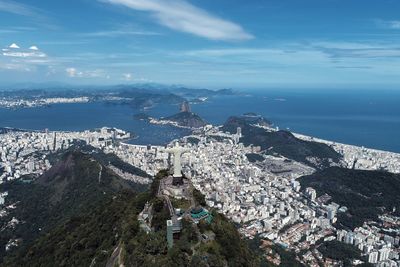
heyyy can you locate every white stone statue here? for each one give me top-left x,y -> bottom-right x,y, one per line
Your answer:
164,142 -> 190,177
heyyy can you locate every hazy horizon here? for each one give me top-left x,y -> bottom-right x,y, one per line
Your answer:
1,81 -> 400,92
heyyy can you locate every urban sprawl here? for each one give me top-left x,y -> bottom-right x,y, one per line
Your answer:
0,125 -> 399,266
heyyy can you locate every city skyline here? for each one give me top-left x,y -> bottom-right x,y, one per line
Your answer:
1,0 -> 400,88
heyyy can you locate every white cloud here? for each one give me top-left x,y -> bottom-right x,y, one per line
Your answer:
3,46 -> 46,58
84,69 -> 107,78
388,21 -> 400,29
175,41 -> 400,76
66,67 -> 77,77
102,0 -> 253,41
0,29 -> 18,34
0,0 -> 34,16
0,42 -> 51,73
65,67 -> 108,78
0,63 -> 32,72
181,41 -> 400,61
376,19 -> 400,30
9,43 -> 20,49
0,1 -> 54,29
3,51 -> 46,58
123,73 -> 132,80
310,41 -> 388,50
2,43 -> 46,58
309,41 -> 400,59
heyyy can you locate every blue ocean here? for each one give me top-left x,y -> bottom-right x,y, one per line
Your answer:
0,89 -> 399,153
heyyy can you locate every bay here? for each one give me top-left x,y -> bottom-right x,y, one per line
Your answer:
0,88 -> 399,152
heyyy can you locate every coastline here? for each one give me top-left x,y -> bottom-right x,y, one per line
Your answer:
243,123 -> 400,173
293,132 -> 400,173
148,117 -> 203,130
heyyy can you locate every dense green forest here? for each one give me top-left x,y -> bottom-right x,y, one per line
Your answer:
318,241 -> 373,267
222,115 -> 341,168
299,167 -> 400,229
0,151 -> 143,263
61,144 -> 151,179
246,153 -> 265,163
2,190 -> 142,267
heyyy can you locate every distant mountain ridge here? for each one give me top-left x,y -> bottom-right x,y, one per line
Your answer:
0,84 -> 235,110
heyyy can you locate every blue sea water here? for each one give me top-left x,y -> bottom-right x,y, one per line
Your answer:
0,89 -> 399,152
0,102 -> 190,146
191,89 -> 400,153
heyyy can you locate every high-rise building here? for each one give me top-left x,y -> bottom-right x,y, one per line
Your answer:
337,230 -> 347,242
327,207 -> 336,220
26,161 -> 35,172
291,180 -> 301,192
364,245 -> 373,254
306,187 -> 317,202
379,248 -> 391,262
394,237 -> 400,246
344,232 -> 355,245
384,235 -> 395,246
368,251 -> 379,264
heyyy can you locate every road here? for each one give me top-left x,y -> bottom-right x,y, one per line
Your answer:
105,243 -> 122,267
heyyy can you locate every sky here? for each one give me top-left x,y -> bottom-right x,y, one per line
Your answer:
1,0 -> 400,89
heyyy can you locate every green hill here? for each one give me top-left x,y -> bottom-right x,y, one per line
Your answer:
163,111 -> 207,128
0,150 -> 146,263
222,115 -> 342,168
299,167 -> 400,229
2,190 -> 145,267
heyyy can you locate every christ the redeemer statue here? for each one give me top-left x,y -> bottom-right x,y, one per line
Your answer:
164,142 -> 190,177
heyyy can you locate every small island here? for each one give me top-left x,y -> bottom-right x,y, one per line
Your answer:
149,101 -> 207,129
